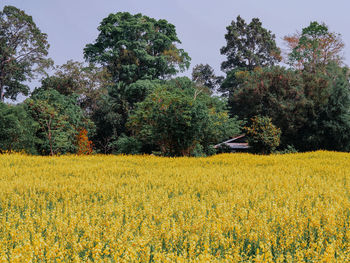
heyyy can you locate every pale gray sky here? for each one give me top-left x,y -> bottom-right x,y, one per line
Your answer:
2,0 -> 350,87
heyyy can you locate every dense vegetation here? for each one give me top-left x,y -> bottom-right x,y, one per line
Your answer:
1,5 -> 350,155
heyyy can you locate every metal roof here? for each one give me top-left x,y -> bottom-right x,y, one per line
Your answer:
214,134 -> 250,149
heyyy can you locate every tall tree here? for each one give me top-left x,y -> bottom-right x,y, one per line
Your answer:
0,5 -> 52,101
299,64 -> 350,151
284,22 -> 345,71
219,15 -> 281,98
84,12 -> 191,152
220,15 -> 281,72
84,12 -> 190,84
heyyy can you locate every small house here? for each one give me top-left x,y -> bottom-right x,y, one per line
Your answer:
214,134 -> 249,152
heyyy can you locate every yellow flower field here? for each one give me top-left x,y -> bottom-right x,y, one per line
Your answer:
0,151 -> 350,262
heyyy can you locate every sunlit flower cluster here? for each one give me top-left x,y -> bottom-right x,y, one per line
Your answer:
0,151 -> 349,262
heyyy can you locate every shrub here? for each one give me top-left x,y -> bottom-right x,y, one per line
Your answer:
115,135 -> 142,155
275,145 -> 298,154
76,129 -> 93,155
245,116 -> 281,154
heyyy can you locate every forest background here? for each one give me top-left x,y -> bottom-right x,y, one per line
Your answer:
1,1 -> 350,156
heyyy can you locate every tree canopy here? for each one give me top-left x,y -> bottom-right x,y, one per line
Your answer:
219,16 -> 281,99
84,12 -> 190,84
231,63 -> 350,151
191,64 -> 222,94
0,5 -> 52,101
128,77 -> 241,156
41,60 -> 112,115
285,21 -> 345,71
220,15 -> 281,72
0,102 -> 37,153
91,79 -> 161,153
26,88 -> 93,155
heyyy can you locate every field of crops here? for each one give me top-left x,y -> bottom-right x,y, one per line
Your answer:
0,152 -> 349,262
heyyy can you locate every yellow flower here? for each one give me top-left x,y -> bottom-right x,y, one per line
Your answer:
0,151 -> 349,261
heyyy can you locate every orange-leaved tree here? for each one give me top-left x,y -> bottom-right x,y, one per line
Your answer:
76,128 -> 93,155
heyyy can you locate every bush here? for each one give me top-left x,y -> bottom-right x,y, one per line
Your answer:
275,145 -> 298,154
115,135 -> 142,155
245,116 -> 281,154
76,129 -> 93,155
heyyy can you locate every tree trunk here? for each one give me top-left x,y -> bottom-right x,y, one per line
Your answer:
48,118 -> 54,156
0,82 -> 4,102
0,64 -> 5,102
49,132 -> 53,156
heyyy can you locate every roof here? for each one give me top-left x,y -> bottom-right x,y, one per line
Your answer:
214,134 -> 249,149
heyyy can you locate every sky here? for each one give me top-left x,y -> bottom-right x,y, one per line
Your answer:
1,0 -> 350,91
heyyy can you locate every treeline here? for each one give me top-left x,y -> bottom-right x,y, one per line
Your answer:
1,6 -> 350,156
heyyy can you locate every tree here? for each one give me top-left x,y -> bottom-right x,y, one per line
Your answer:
128,77 -> 242,156
231,66 -> 308,147
41,60 -> 112,115
230,64 -> 350,151
90,92 -> 123,154
219,15 -> 281,97
26,88 -> 93,155
284,22 -> 344,71
231,66 -> 312,148
91,79 -> 161,153
0,102 -> 37,153
191,64 -> 222,94
0,5 -> 52,101
220,15 -> 281,72
298,64 -> 350,151
84,12 -> 190,84
245,116 -> 281,154
84,12 -> 191,153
